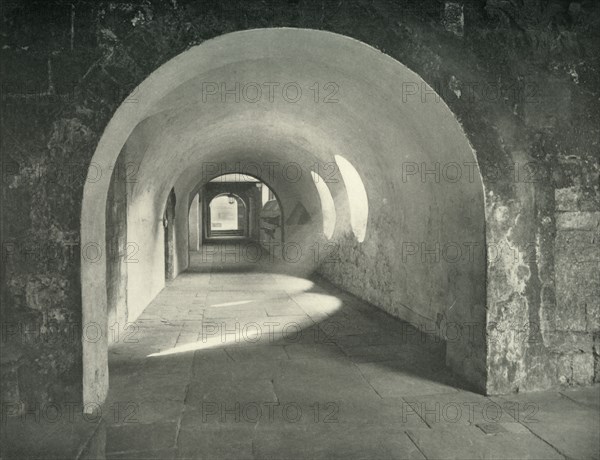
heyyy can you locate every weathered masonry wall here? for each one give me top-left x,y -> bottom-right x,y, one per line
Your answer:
1,0 -> 599,408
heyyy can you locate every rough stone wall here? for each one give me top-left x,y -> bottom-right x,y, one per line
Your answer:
471,1 -> 599,392
1,0 -> 599,407
553,193 -> 599,384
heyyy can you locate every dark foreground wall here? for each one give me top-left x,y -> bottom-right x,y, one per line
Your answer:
1,0 -> 599,408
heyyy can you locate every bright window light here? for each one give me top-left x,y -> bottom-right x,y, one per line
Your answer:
310,171 -> 336,239
334,155 -> 368,242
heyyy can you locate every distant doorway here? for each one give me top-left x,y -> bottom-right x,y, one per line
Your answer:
207,193 -> 248,238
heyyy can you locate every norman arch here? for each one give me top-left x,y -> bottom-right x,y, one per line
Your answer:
81,28 -> 486,406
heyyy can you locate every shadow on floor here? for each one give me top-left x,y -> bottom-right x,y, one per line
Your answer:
3,243 -> 599,459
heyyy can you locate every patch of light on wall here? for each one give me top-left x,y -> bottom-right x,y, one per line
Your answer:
262,183 -> 270,206
310,171 -> 336,239
334,155 -> 368,242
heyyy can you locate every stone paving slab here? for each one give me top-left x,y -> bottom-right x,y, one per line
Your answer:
185,378 -> 279,410
406,425 -> 564,459
492,391 -> 600,459
340,343 -> 438,364
331,398 -> 430,428
176,427 -> 255,459
101,399 -> 185,426
401,391 -> 520,427
264,301 -> 308,317
225,344 -> 289,362
560,385 -> 600,408
1,416 -> 101,460
288,292 -> 344,319
272,374 -> 382,406
357,360 -> 462,397
252,425 -> 426,460
106,372 -> 189,404
107,448 -> 177,460
105,422 -> 178,454
283,342 -> 348,360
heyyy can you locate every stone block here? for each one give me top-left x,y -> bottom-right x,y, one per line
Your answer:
556,212 -> 600,230
555,231 -> 600,331
555,185 -> 600,212
443,2 -> 464,37
557,353 -> 572,385
545,331 -> 593,354
572,352 -> 595,385
556,186 -> 582,212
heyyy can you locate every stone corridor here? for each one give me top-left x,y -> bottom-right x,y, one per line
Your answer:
3,6 -> 600,459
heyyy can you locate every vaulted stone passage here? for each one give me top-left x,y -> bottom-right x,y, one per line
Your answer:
81,28 -> 486,407
3,2 -> 600,457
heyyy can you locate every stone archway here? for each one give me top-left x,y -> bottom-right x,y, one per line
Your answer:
81,28 -> 486,407
206,192 -> 248,239
186,172 -> 287,247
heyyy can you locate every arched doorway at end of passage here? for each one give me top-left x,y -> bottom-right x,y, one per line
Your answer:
194,173 -> 285,246
206,193 -> 248,239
